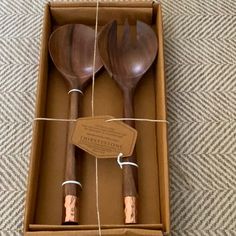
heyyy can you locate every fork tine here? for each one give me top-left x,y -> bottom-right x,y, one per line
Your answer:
121,19 -> 131,46
108,20 -> 119,75
97,20 -> 116,77
136,20 -> 158,64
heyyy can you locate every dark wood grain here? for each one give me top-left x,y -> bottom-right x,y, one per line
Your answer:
49,24 -> 102,224
98,20 -> 158,224
63,92 -> 80,196
49,24 -> 102,89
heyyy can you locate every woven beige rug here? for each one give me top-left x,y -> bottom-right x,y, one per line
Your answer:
0,0 -> 236,235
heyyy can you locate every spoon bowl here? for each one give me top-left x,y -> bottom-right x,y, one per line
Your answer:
49,24 -> 102,89
49,24 -> 102,224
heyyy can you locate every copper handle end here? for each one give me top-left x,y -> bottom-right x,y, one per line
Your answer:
64,195 -> 79,224
124,196 -> 137,224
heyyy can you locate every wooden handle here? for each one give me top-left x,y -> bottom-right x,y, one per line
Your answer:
123,88 -> 138,224
63,91 -> 81,224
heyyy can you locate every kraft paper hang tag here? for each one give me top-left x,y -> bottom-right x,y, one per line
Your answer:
71,116 -> 137,158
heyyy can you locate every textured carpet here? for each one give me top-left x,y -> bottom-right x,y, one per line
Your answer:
0,0 -> 236,235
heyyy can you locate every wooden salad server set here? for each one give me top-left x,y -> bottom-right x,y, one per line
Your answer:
48,20 -> 157,224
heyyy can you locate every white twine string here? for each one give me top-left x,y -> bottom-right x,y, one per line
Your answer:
62,180 -> 82,189
34,118 -> 77,122
92,0 -> 101,235
117,153 -> 138,169
68,89 -> 84,95
34,117 -> 168,123
34,117 -> 76,122
95,157 -> 101,236
106,118 -> 168,123
34,89 -> 84,122
91,0 -> 99,118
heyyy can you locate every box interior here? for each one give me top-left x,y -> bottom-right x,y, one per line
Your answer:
25,3 -> 168,234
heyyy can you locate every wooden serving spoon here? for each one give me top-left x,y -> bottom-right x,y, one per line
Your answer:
98,20 -> 158,224
49,24 -> 102,224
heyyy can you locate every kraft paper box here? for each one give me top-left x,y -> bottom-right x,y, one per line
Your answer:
24,2 -> 170,236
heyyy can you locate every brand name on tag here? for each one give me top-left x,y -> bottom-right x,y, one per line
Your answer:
71,116 -> 137,158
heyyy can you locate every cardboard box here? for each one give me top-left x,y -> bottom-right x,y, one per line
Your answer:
24,2 -> 170,235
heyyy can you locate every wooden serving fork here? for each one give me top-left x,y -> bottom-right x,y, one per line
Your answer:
98,20 -> 158,223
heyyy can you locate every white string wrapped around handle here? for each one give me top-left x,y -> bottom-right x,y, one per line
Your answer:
62,180 -> 82,189
68,89 -> 84,95
117,153 -> 139,169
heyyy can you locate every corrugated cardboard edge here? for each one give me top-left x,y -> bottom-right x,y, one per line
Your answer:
28,223 -> 163,231
155,3 -> 170,234
23,4 -> 51,233
26,228 -> 163,236
49,1 -> 153,8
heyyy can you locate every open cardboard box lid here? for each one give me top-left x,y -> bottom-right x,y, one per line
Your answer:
24,2 -> 170,236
